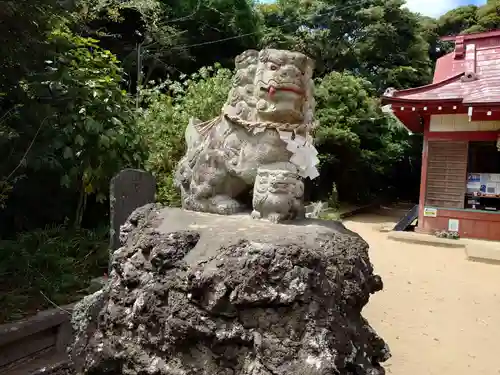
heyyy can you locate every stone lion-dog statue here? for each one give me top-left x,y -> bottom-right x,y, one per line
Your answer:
174,49 -> 319,221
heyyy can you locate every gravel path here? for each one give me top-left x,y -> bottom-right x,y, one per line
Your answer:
344,215 -> 500,375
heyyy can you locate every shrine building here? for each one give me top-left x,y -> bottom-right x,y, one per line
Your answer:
382,30 -> 500,241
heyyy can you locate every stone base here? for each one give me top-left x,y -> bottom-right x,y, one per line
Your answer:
69,205 -> 390,375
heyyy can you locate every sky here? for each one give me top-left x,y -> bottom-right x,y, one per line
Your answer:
259,0 -> 487,18
405,0 -> 486,18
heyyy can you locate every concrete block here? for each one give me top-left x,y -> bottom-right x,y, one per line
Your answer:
465,241 -> 500,265
387,231 -> 465,248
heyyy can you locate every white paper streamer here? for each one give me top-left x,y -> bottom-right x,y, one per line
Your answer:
278,130 -> 320,180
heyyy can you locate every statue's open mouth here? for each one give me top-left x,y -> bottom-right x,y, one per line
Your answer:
260,84 -> 304,97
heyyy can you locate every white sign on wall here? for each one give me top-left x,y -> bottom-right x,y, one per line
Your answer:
448,219 -> 459,232
423,207 -> 438,217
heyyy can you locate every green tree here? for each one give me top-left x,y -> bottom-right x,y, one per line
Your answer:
0,1 -> 122,322
0,0 -> 69,230
435,1 -> 500,37
37,28 -> 147,226
259,0 -> 433,91
74,0 -> 185,87
468,0 -> 500,33
0,0 -> 63,96
166,0 -> 261,71
418,16 -> 450,65
0,225 -> 109,322
0,26 -> 145,231
74,0 -> 261,85
314,72 -> 411,202
436,5 -> 479,36
137,65 -> 233,205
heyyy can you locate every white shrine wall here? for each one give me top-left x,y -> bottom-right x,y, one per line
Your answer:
429,114 -> 500,132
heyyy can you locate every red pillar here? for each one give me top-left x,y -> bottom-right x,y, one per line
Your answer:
417,118 -> 430,232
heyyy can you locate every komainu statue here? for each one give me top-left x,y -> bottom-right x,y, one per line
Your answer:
174,49 -> 319,217
251,162 -> 305,223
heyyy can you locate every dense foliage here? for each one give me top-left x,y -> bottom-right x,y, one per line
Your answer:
313,72 -> 415,202
1,0 -> 497,321
136,65 -> 233,205
0,225 -> 108,322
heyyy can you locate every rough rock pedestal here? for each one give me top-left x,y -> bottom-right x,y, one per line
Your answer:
69,204 -> 390,375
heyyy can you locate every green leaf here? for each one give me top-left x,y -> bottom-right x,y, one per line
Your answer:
111,117 -> 122,126
60,175 -> 71,188
99,134 -> 110,148
75,134 -> 85,146
85,118 -> 103,133
63,147 -> 73,159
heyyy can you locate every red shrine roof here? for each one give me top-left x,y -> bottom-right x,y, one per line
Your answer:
382,30 -> 500,106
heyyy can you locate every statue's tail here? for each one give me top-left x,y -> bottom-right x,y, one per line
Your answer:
185,118 -> 203,152
185,116 -> 221,150
175,117 -> 217,190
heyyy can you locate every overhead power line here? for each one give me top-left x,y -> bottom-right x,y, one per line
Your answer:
160,0 -> 202,25
170,0 -> 372,51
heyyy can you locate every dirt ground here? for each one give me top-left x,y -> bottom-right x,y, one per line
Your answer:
343,214 -> 500,375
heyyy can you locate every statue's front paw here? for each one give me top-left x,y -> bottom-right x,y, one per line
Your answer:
211,195 -> 244,215
251,210 -> 262,220
267,212 -> 284,224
